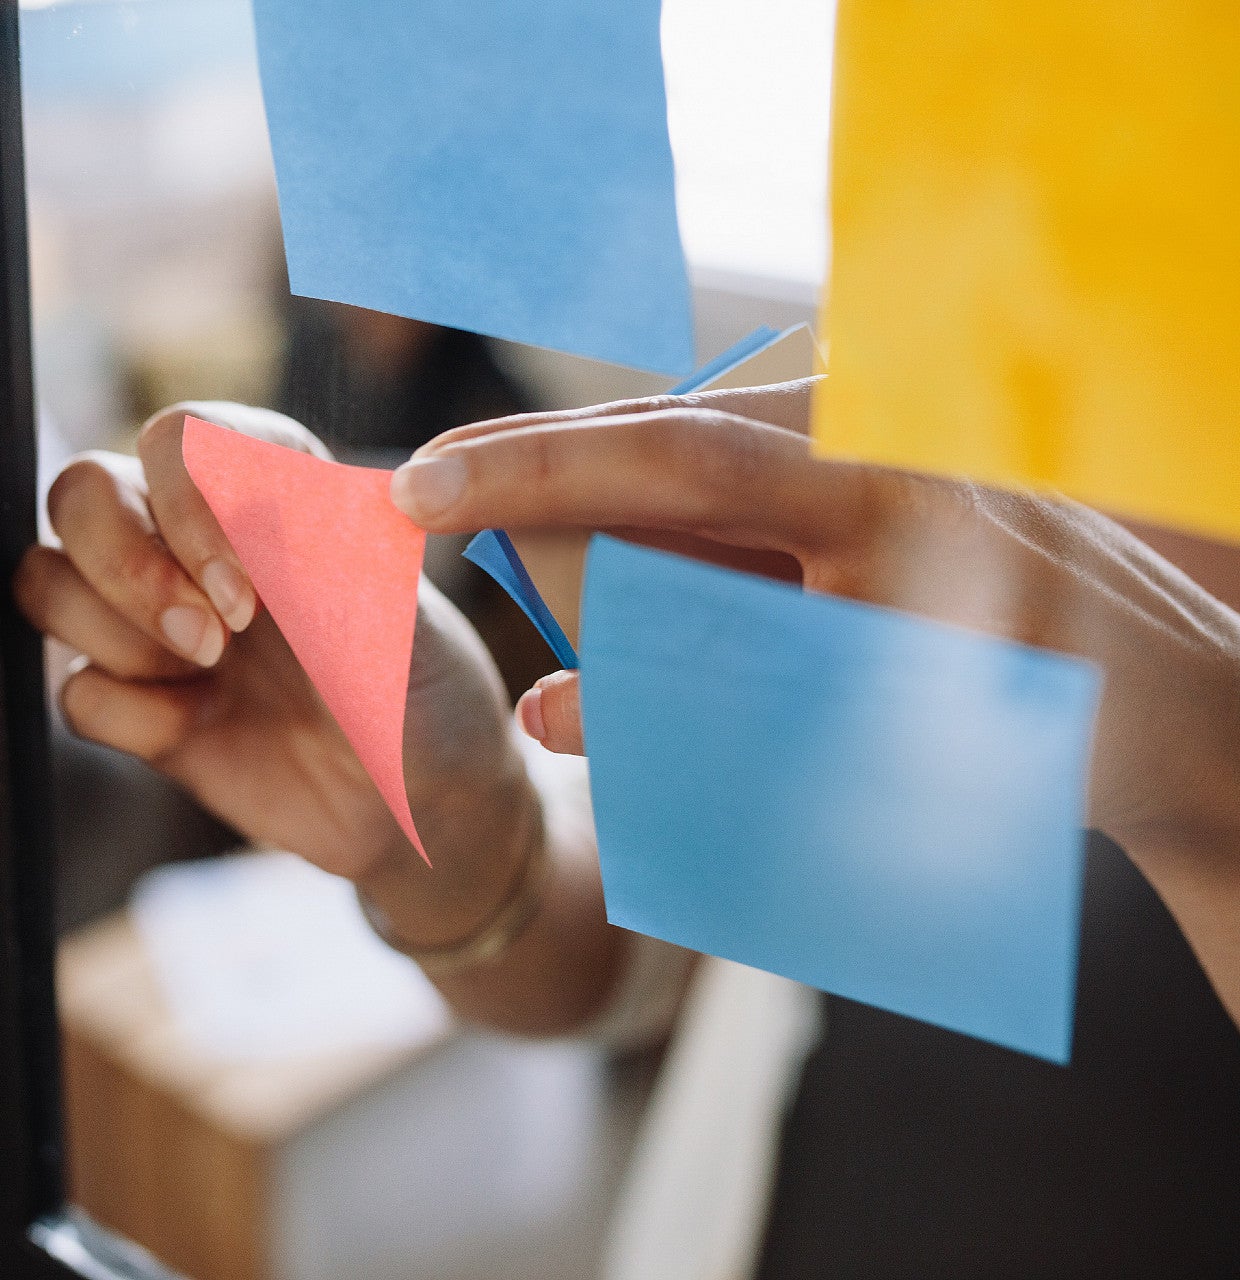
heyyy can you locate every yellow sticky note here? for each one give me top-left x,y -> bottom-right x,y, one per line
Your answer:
815,2 -> 1240,542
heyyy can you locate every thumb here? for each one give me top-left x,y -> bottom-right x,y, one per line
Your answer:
517,670 -> 584,756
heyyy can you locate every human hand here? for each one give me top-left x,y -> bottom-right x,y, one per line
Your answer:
391,386 -> 1240,1023
15,403 -> 538,949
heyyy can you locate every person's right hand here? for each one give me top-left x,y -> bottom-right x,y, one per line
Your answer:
392,390 -> 1240,1028
391,386 -> 1240,850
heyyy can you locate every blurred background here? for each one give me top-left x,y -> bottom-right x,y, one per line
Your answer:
18,1 -> 831,1277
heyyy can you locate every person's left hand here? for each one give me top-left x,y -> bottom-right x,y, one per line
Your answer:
15,403 -> 539,953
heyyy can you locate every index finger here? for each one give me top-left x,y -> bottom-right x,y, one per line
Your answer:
389,408 -> 868,557
413,378 -> 820,455
137,402 -> 327,632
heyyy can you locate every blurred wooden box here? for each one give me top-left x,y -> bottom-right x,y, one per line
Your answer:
57,912 -> 640,1280
58,912 -> 435,1280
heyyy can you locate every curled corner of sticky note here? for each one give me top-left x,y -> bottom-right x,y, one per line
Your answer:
464,529 -> 579,670
182,414 -> 430,864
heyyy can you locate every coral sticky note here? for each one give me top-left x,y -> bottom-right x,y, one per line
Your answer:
183,417 -> 427,860
816,2 -> 1240,543
581,536 -> 1100,1063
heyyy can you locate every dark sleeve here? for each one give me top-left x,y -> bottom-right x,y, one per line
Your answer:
756,832 -> 1240,1280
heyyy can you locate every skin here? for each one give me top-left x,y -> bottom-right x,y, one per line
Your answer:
393,380 -> 1240,1032
15,402 -> 617,1034
16,384 -> 1240,1035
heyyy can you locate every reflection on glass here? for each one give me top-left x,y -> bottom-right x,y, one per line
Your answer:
19,4 -> 644,1277
14,3 -> 1240,1280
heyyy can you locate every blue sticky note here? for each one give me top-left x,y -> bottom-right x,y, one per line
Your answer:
580,536 -> 1100,1063
666,325 -> 782,395
250,0 -> 694,375
464,530 -> 579,670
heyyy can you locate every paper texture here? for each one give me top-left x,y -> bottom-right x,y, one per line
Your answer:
183,416 -> 427,859
250,0 -> 693,374
580,536 -> 1099,1063
816,1 -> 1240,542
463,529 -> 579,669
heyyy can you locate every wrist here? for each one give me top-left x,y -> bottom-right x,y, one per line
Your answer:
354,764 -> 545,953
358,819 -> 548,975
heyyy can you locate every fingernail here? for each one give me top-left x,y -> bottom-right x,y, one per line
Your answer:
391,455 -> 467,521
160,605 -> 225,667
516,686 -> 546,742
202,558 -> 256,632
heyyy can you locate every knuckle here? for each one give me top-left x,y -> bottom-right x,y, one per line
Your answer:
539,672 -> 581,741
61,671 -> 194,764
137,405 -> 189,459
524,432 -> 558,491
164,401 -> 329,461
580,392 -> 681,420
46,456 -> 116,532
541,684 -> 570,732
110,536 -> 182,609
12,545 -> 53,623
637,393 -> 699,417
145,695 -> 198,768
260,410 -> 331,459
59,671 -> 105,741
655,409 -> 754,498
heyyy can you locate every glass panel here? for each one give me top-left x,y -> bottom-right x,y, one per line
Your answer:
16,4 -> 828,1277
14,2 -> 1240,1278
19,3 -> 608,1275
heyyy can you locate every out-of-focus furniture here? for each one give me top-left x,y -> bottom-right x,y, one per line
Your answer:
58,912 -> 652,1280
600,959 -> 819,1280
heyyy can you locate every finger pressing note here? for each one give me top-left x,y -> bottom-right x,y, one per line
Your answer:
137,404 -> 264,633
390,409 -> 860,556
517,670 -> 584,756
46,454 -> 227,667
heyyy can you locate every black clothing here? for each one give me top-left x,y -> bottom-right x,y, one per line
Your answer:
756,833 -> 1240,1279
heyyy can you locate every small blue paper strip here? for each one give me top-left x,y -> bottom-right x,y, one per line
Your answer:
464,530 -> 579,671
580,536 -> 1100,1064
462,326 -> 791,666
251,0 -> 694,375
666,326 -> 782,395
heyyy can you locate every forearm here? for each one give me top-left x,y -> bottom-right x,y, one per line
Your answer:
1093,522 -> 1240,1031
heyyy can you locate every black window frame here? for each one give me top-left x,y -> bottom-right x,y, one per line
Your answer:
0,3 -> 180,1274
